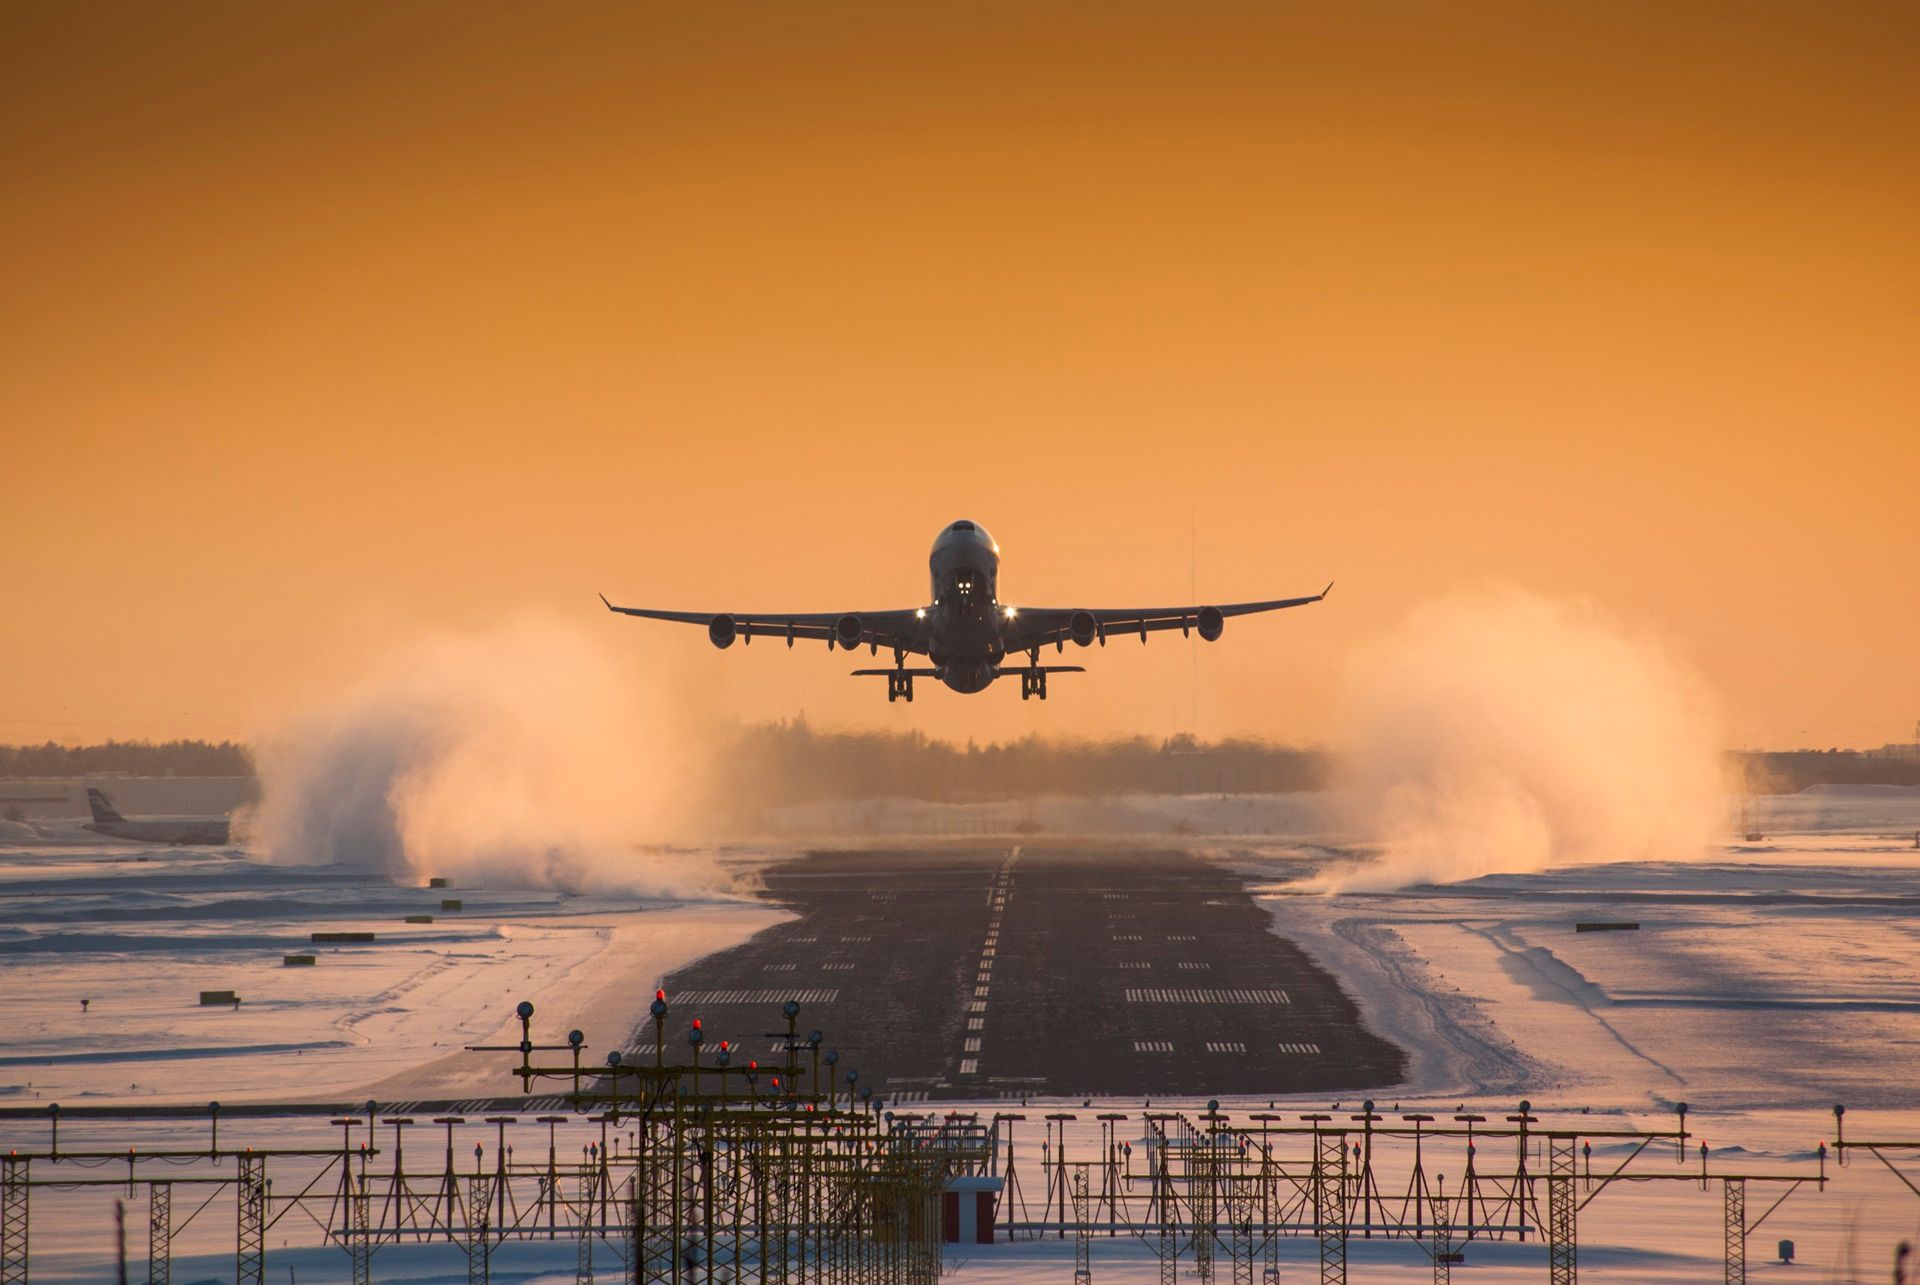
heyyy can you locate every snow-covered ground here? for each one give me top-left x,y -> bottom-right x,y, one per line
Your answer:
0,840 -> 783,1106
8,787 -> 1920,1278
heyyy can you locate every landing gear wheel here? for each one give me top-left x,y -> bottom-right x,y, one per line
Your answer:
888,671 -> 914,703
1020,670 -> 1048,701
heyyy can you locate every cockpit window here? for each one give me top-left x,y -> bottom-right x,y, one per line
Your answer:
950,520 -> 975,532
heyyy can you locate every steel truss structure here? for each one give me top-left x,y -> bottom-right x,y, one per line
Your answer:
0,998 -> 970,1285
0,1005 -> 1833,1285
993,1098 -> 1825,1285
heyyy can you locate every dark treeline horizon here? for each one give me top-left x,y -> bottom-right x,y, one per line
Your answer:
0,727 -> 1330,798
709,720 -> 1329,803
0,738 -> 254,778
4,730 -> 1917,798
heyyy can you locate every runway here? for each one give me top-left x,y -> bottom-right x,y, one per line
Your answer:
643,846 -> 1405,1103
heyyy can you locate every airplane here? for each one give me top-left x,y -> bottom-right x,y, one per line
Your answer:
83,787 -> 231,845
601,519 -> 1330,702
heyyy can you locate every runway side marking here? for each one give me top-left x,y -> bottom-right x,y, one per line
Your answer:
1168,934 -> 1197,941
674,988 -> 842,1004
823,963 -> 854,970
841,935 -> 873,942
1114,934 -> 1142,941
1205,1042 -> 1247,1054
1278,1042 -> 1322,1055
1133,1041 -> 1173,1053
763,963 -> 797,971
1177,962 -> 1211,970
1120,962 -> 1151,970
1123,988 -> 1291,1004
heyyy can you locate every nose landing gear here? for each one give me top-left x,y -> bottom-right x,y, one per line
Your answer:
887,671 -> 914,703
1020,669 -> 1048,701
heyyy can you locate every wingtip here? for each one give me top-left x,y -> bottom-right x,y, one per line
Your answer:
598,592 -> 614,611
1321,580 -> 1335,599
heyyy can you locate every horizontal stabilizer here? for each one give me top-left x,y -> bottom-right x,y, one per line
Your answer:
850,668 -> 942,677
999,666 -> 1087,674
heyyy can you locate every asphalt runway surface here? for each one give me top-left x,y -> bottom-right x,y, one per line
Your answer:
642,846 -> 1404,1104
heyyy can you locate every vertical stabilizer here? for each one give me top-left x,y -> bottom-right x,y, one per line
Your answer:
86,787 -> 125,824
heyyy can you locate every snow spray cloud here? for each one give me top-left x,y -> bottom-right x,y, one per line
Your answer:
1315,588 -> 1725,892
249,617 -> 741,897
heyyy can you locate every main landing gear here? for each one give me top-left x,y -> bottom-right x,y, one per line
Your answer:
1020,669 -> 1048,701
887,671 -> 914,703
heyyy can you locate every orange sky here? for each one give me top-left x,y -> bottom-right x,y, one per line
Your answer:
3,1 -> 1916,750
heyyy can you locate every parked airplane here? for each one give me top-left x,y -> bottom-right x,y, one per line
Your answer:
601,519 -> 1329,702
84,787 -> 231,845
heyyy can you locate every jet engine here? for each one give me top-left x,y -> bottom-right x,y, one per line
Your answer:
1068,610 -> 1098,647
708,614 -> 738,649
834,614 -> 864,650
1196,606 -> 1224,642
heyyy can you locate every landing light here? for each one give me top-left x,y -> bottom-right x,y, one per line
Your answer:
915,608 -> 926,619
1004,606 -> 1018,618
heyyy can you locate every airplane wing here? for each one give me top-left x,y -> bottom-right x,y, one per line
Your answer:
599,596 -> 932,655
1001,583 -> 1332,653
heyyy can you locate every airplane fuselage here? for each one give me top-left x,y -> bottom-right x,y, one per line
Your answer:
924,520 -> 1006,692
83,819 -> 230,845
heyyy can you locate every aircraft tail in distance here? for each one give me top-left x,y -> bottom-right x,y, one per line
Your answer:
86,787 -> 126,824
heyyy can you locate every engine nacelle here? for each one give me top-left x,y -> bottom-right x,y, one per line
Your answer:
1068,610 -> 1098,647
708,614 -> 738,649
834,613 -> 864,651
1196,606 -> 1224,642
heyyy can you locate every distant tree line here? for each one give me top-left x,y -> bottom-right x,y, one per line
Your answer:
0,739 -> 256,778
8,733 -> 1917,798
1732,749 -> 1920,793
711,719 -> 1330,804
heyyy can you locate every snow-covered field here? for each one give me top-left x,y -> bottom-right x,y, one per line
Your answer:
0,838 -> 783,1107
6,786 -> 1920,1279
